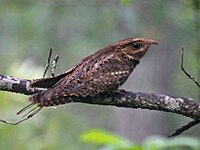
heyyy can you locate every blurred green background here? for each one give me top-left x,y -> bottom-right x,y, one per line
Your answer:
0,0 -> 199,149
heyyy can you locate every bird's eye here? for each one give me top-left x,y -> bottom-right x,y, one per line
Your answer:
132,42 -> 143,49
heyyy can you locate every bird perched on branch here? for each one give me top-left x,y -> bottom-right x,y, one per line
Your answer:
0,37 -> 157,125
30,37 -> 157,107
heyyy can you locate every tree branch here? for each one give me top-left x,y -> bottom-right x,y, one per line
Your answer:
0,74 -> 44,95
0,74 -> 199,120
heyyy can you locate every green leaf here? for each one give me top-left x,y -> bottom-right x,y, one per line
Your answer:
119,0 -> 133,6
168,137 -> 200,149
143,136 -> 200,150
142,136 -> 167,150
80,129 -> 141,150
80,129 -> 126,145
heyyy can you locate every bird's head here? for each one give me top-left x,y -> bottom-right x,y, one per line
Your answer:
114,37 -> 157,60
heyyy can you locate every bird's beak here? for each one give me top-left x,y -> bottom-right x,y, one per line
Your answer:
148,39 -> 158,45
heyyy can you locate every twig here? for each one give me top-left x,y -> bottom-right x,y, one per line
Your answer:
168,119 -> 200,137
51,55 -> 59,77
43,48 -> 52,78
168,48 -> 200,137
0,106 -> 42,125
181,48 -> 200,88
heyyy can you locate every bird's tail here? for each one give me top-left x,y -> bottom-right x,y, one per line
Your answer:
29,89 -> 71,107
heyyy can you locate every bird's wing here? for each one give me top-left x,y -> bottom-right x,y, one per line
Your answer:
30,66 -> 76,88
55,56 -> 133,97
30,49 -> 100,89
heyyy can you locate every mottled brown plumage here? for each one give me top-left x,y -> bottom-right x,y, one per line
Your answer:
30,37 -> 157,107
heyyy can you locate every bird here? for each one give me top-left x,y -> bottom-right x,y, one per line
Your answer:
29,37 -> 157,107
0,37 -> 157,125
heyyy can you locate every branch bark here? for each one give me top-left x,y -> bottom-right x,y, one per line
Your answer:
0,74 -> 199,120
